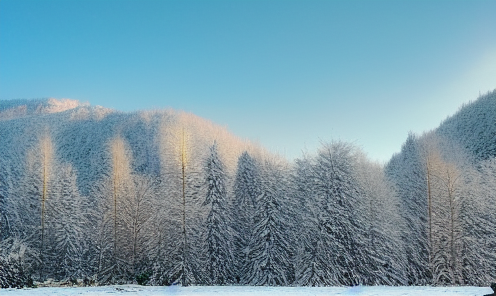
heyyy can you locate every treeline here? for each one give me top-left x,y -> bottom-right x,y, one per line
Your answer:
0,91 -> 495,288
385,90 -> 496,286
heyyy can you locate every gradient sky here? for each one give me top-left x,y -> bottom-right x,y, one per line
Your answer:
1,0 -> 495,163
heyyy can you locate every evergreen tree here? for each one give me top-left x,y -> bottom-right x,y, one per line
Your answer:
385,134 -> 430,285
129,174 -> 158,281
12,131 -> 57,280
312,142 -> 366,285
46,164 -> 87,281
293,155 -> 331,286
459,158 -> 496,285
232,151 -> 260,283
203,142 -> 234,284
242,158 -> 293,286
355,156 -> 407,285
1,96 -> 494,286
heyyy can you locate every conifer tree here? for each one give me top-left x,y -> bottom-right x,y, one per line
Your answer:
153,119 -> 199,286
355,156 -> 407,285
242,158 -> 293,286
95,134 -> 135,283
17,130 -> 56,280
232,151 -> 260,283
312,142 -> 366,285
293,155 -> 330,286
39,132 -> 54,279
385,134 -> 430,285
129,174 -> 157,278
46,164 -> 87,280
203,142 -> 234,284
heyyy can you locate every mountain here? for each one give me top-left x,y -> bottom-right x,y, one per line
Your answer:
0,98 -> 87,121
0,98 -> 264,195
0,98 -> 274,286
1,92 -> 494,288
436,90 -> 496,161
385,89 -> 496,286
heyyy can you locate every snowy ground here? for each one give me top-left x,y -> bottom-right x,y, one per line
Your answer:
1,285 -> 493,296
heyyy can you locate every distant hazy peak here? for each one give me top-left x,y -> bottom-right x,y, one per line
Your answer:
39,98 -> 83,113
0,98 -> 86,120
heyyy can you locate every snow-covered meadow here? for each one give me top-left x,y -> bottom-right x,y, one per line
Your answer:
1,285 -> 493,296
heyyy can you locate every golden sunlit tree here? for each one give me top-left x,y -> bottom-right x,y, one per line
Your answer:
95,134 -> 135,283
25,130 -> 55,279
163,122 -> 190,286
155,112 -> 209,286
420,132 -> 441,283
39,132 -> 53,274
420,133 -> 466,285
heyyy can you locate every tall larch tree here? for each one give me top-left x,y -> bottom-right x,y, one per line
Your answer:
95,134 -> 135,283
154,116 -> 198,286
21,130 -> 55,280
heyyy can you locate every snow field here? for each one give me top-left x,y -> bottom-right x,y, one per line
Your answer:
1,285 -> 493,296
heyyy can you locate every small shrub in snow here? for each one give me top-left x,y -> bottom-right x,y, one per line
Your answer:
0,255 -> 30,288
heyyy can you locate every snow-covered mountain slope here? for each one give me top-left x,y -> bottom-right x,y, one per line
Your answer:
0,98 -> 87,121
1,93 -> 494,288
436,90 -> 496,161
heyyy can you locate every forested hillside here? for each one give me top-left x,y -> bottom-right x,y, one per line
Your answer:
385,90 -> 496,285
1,91 -> 495,288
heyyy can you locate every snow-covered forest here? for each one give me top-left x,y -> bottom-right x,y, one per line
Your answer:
1,91 -> 495,288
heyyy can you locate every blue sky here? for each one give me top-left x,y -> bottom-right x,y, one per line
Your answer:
1,0 -> 495,163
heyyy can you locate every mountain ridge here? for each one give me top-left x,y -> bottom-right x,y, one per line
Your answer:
0,91 -> 494,287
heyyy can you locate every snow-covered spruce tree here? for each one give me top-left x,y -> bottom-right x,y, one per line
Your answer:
4,173 -> 38,281
232,151 -> 261,284
0,158 -> 18,243
129,174 -> 159,280
474,158 -> 496,283
0,117 -> 32,245
44,164 -> 88,281
293,155 -> 331,286
0,239 -> 30,288
202,142 -> 234,285
385,133 -> 430,285
419,132 -> 441,284
0,155 -> 9,242
311,142 -> 367,285
354,155 -> 408,285
242,157 -> 294,286
459,157 -> 496,285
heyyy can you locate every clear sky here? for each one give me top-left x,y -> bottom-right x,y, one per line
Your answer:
1,0 -> 495,163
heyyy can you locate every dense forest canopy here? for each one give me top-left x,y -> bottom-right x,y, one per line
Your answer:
1,90 -> 495,288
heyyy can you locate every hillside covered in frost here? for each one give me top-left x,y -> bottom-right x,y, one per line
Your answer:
0,91 -> 495,288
